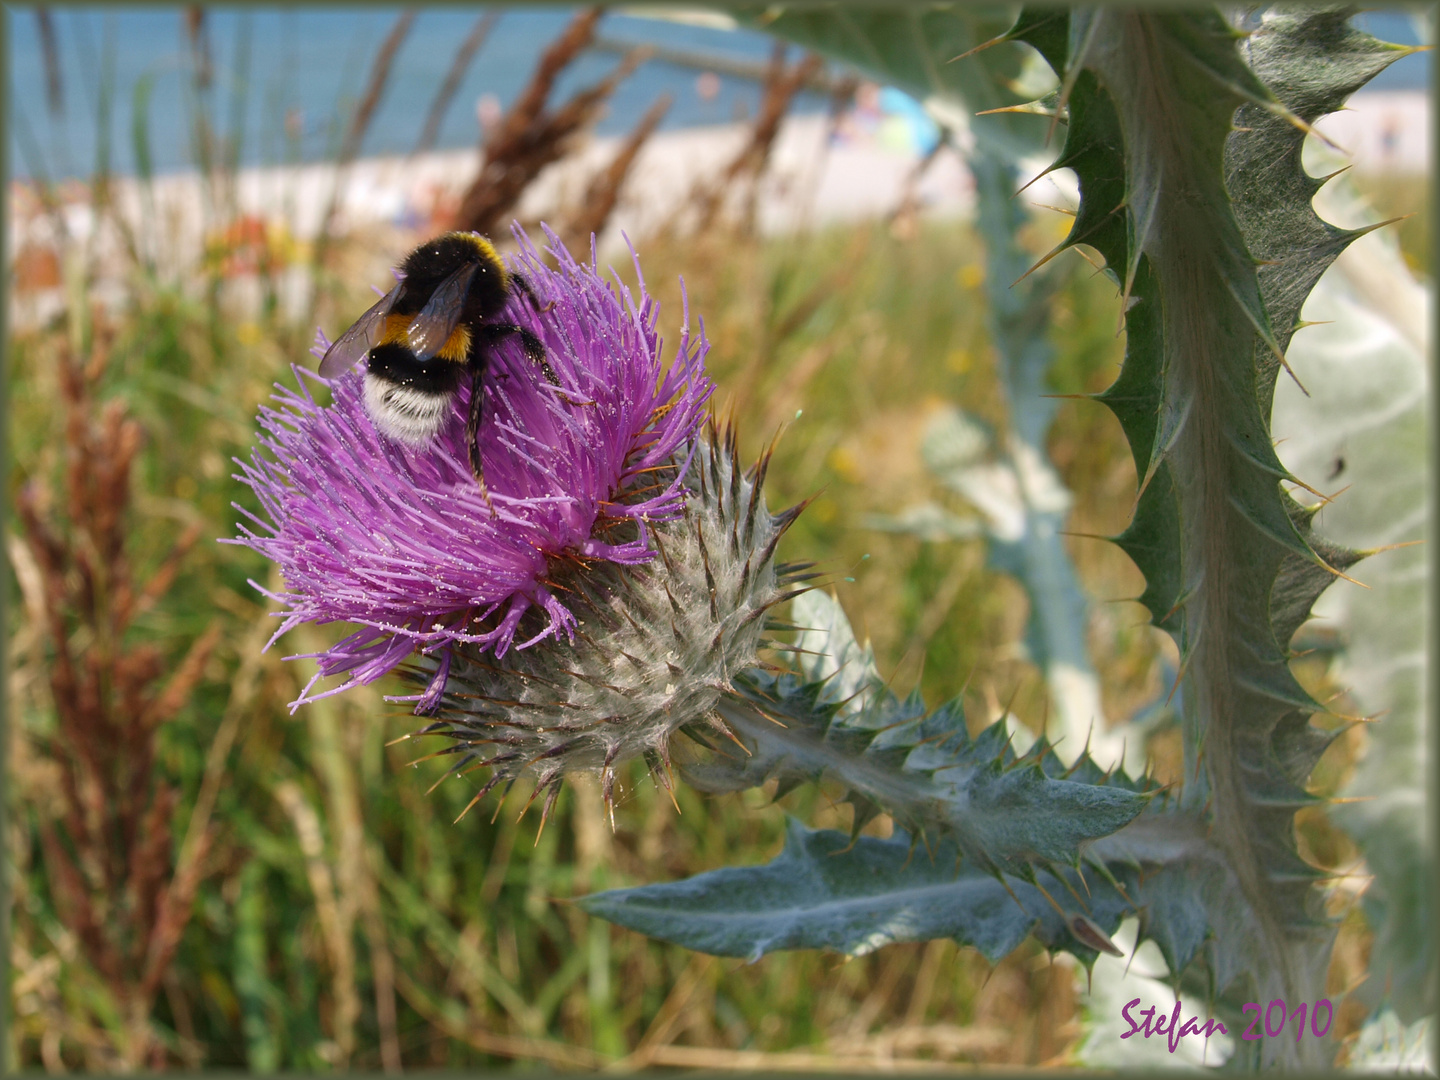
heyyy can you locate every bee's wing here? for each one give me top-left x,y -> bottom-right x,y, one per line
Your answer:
318,282 -> 402,377
405,262 -> 479,361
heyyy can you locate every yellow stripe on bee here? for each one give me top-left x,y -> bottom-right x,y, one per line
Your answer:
377,313 -> 412,347
375,313 -> 471,362
436,324 -> 472,362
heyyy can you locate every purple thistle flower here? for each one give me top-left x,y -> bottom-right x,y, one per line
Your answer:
230,226 -> 713,709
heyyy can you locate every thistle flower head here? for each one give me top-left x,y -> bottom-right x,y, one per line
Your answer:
232,227 -> 713,707
408,429 -> 808,824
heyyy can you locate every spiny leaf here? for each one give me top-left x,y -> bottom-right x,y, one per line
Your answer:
686,593 -> 1152,876
1000,7 -> 1405,1066
581,818 -> 1136,967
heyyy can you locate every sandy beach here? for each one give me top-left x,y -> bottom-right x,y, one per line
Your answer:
7,90 -> 1428,332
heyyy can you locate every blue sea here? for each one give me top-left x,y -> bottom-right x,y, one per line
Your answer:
7,6 -> 1430,182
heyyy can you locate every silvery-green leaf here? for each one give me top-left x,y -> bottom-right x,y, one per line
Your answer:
582,818 -> 1132,965
693,662 -> 1151,876
681,591 -> 1150,873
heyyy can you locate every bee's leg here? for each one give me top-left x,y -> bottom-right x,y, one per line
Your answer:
509,271 -> 556,314
519,327 -> 561,387
479,322 -> 560,386
463,365 -> 496,514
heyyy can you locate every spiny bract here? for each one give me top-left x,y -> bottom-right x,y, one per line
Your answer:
400,429 -> 811,826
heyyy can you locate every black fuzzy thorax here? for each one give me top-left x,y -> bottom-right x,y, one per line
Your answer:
368,234 -> 511,392
393,233 -> 510,324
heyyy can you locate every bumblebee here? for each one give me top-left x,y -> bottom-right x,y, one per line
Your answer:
319,232 -> 557,492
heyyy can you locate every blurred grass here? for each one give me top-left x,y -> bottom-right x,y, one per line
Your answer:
8,151 -> 1424,1075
